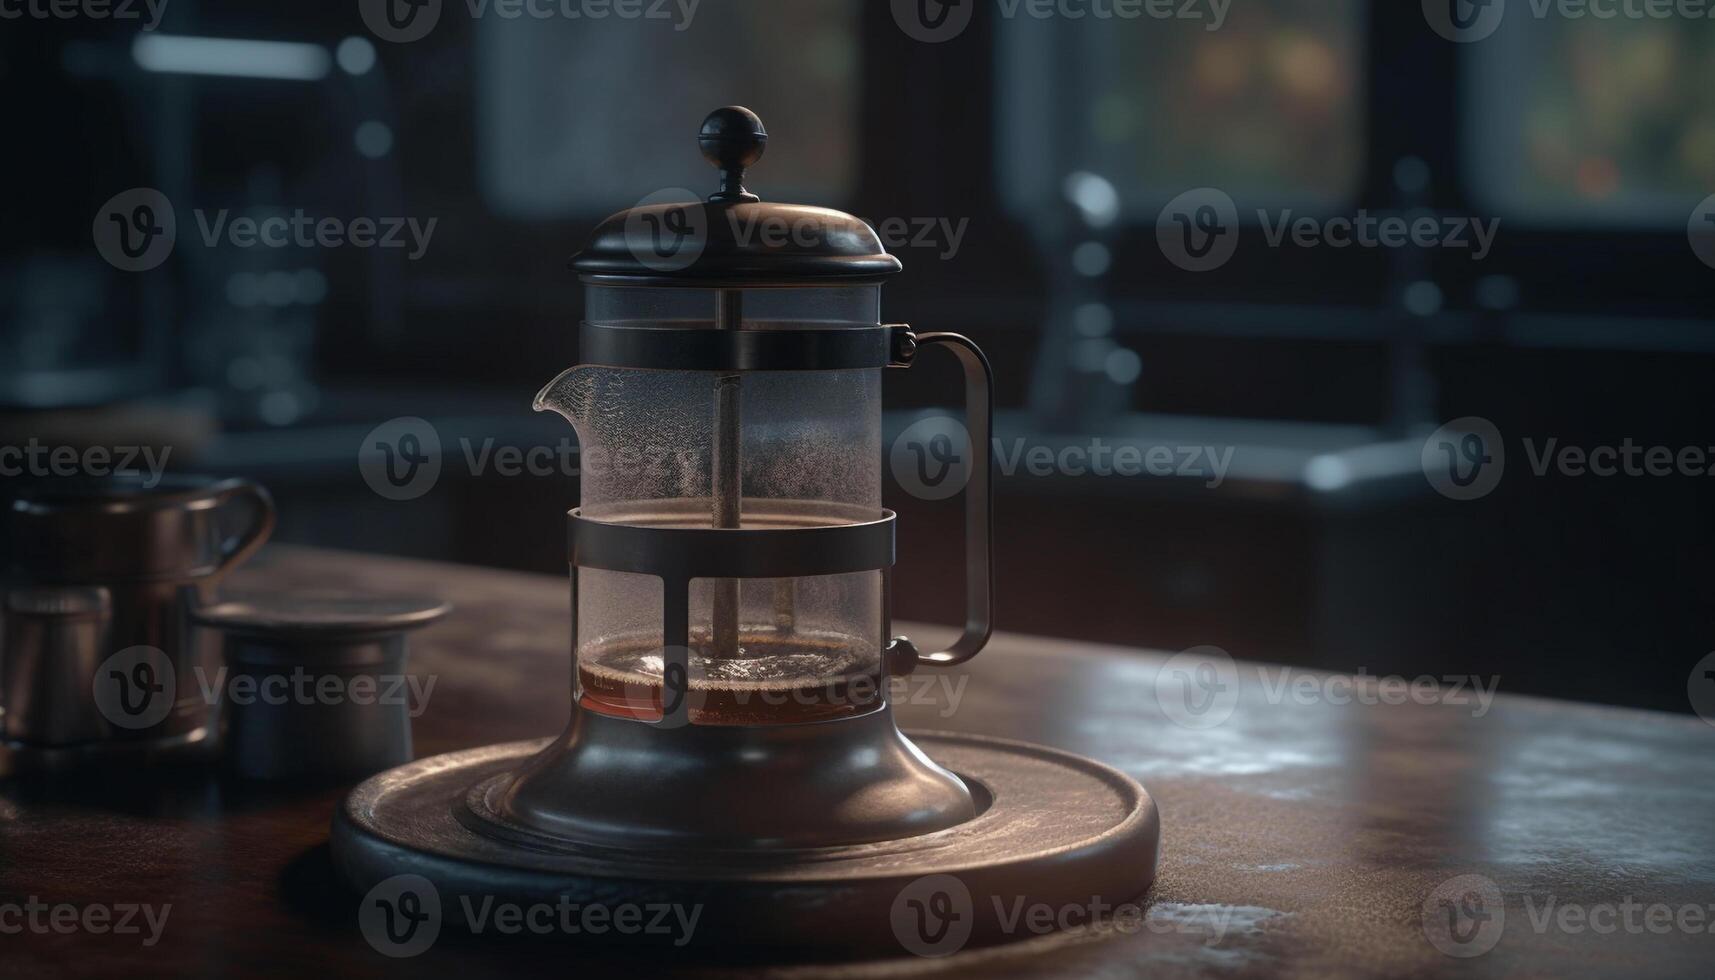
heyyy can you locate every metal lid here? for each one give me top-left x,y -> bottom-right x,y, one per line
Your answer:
193,593 -> 451,641
570,107 -> 902,286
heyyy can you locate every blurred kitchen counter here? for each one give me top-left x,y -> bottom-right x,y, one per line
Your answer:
2,546 -> 1712,977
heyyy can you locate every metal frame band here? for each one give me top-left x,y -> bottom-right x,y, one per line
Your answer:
578,321 -> 912,372
567,503 -> 896,727
569,506 -> 896,579
576,273 -> 900,290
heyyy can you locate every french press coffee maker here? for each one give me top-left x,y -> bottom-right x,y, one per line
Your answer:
335,109 -> 1157,950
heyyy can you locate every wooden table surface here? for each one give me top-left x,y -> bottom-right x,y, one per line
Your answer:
3,546 -> 1713,978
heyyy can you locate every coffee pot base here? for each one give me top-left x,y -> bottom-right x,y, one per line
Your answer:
331,729 -> 1160,954
473,705 -> 977,851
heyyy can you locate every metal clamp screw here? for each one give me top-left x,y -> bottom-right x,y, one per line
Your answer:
887,325 -> 918,367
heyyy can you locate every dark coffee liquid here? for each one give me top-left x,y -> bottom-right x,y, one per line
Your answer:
577,632 -> 883,726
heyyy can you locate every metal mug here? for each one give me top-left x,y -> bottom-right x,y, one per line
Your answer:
0,475 -> 275,768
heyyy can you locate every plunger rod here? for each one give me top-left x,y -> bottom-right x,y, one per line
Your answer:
712,290 -> 743,658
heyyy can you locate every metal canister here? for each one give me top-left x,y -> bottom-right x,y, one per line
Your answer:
191,593 -> 449,782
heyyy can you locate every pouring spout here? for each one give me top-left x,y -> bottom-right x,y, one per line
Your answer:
533,366 -> 585,425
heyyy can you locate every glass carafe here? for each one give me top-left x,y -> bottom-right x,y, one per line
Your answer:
537,285 -> 888,726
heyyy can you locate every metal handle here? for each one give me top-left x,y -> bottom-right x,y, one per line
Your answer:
887,330 -> 994,670
208,480 -> 276,574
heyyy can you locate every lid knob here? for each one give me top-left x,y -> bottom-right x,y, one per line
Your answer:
699,106 -> 767,203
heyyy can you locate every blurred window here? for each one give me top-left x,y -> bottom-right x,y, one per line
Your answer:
1465,16 -> 1715,224
476,0 -> 859,219
997,0 -> 1365,216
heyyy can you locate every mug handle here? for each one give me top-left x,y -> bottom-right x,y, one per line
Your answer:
208,480 -> 277,575
885,328 -> 995,671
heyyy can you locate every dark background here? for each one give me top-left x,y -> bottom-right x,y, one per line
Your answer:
3,0 -> 1713,712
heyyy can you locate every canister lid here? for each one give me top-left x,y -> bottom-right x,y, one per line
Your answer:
570,107 -> 903,286
193,593 -> 451,641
